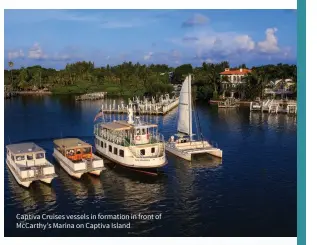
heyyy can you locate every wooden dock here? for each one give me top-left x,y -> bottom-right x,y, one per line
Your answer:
4,92 -> 18,99
218,98 -> 239,108
250,99 -> 297,114
101,94 -> 179,115
75,92 -> 106,101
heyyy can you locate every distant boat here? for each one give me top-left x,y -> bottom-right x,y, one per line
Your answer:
165,74 -> 223,161
6,142 -> 58,188
53,138 -> 105,179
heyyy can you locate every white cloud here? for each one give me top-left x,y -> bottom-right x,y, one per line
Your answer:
8,49 -> 24,60
234,35 -> 255,51
28,43 -> 48,59
170,27 -> 287,64
144,52 -> 154,60
257,28 -> 279,53
182,14 -> 209,27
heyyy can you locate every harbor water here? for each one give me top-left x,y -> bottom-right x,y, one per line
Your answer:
4,95 -> 297,237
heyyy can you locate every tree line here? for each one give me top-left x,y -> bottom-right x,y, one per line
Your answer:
4,61 -> 296,100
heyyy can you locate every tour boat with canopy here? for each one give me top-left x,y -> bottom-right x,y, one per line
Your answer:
94,107 -> 167,174
6,142 -> 57,188
53,138 -> 105,179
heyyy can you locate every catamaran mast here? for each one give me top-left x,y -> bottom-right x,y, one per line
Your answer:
189,74 -> 192,141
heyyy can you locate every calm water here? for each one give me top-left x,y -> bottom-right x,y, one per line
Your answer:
4,95 -> 297,237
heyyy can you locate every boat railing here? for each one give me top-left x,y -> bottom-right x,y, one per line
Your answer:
126,134 -> 165,158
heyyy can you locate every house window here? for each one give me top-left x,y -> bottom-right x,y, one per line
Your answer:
109,145 -> 112,153
151,147 -> 155,153
101,141 -> 104,148
114,147 -> 118,155
140,149 -> 145,155
119,150 -> 124,157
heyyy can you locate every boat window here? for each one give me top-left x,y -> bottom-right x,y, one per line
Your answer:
7,149 -> 10,156
140,149 -> 145,155
76,149 -> 81,155
109,145 -> 112,153
101,141 -> 104,148
16,155 -> 25,161
136,129 -> 141,135
114,148 -> 118,155
142,128 -> 146,135
83,147 -> 91,154
151,147 -> 155,153
104,143 -> 106,148
36,153 -> 44,159
27,154 -> 33,160
119,150 -> 124,157
66,149 -> 75,156
11,155 -> 15,161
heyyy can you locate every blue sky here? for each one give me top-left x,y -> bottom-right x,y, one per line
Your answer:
4,9 -> 297,69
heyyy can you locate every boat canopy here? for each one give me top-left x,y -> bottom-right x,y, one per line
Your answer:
53,138 -> 91,149
100,121 -> 132,131
6,143 -> 45,155
99,120 -> 157,131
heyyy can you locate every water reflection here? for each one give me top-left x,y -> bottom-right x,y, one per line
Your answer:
54,162 -> 89,203
6,168 -> 56,213
249,111 -> 297,132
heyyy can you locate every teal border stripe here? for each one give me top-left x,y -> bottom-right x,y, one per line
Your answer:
298,0 -> 306,244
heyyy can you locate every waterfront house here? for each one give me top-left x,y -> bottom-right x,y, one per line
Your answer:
264,78 -> 296,99
220,68 -> 252,89
220,68 -> 251,97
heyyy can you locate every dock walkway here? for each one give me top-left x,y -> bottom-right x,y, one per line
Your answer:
101,94 -> 179,115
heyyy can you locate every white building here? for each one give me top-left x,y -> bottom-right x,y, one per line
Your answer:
220,68 -> 252,89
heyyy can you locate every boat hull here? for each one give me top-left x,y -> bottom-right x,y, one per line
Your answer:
53,153 -> 84,179
40,177 -> 55,184
165,141 -> 223,161
6,161 -> 32,188
89,169 -> 102,176
96,149 -> 167,169
166,147 -> 192,161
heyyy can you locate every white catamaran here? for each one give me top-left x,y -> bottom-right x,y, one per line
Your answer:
165,74 -> 223,161
94,107 -> 167,172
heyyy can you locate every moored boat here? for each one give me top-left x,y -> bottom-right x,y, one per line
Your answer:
6,142 -> 57,188
94,107 -> 167,172
165,74 -> 223,161
52,138 -> 105,179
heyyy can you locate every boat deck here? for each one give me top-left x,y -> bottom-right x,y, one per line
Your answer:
6,161 -> 57,182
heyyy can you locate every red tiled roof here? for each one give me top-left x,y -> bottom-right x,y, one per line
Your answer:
220,68 -> 251,75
